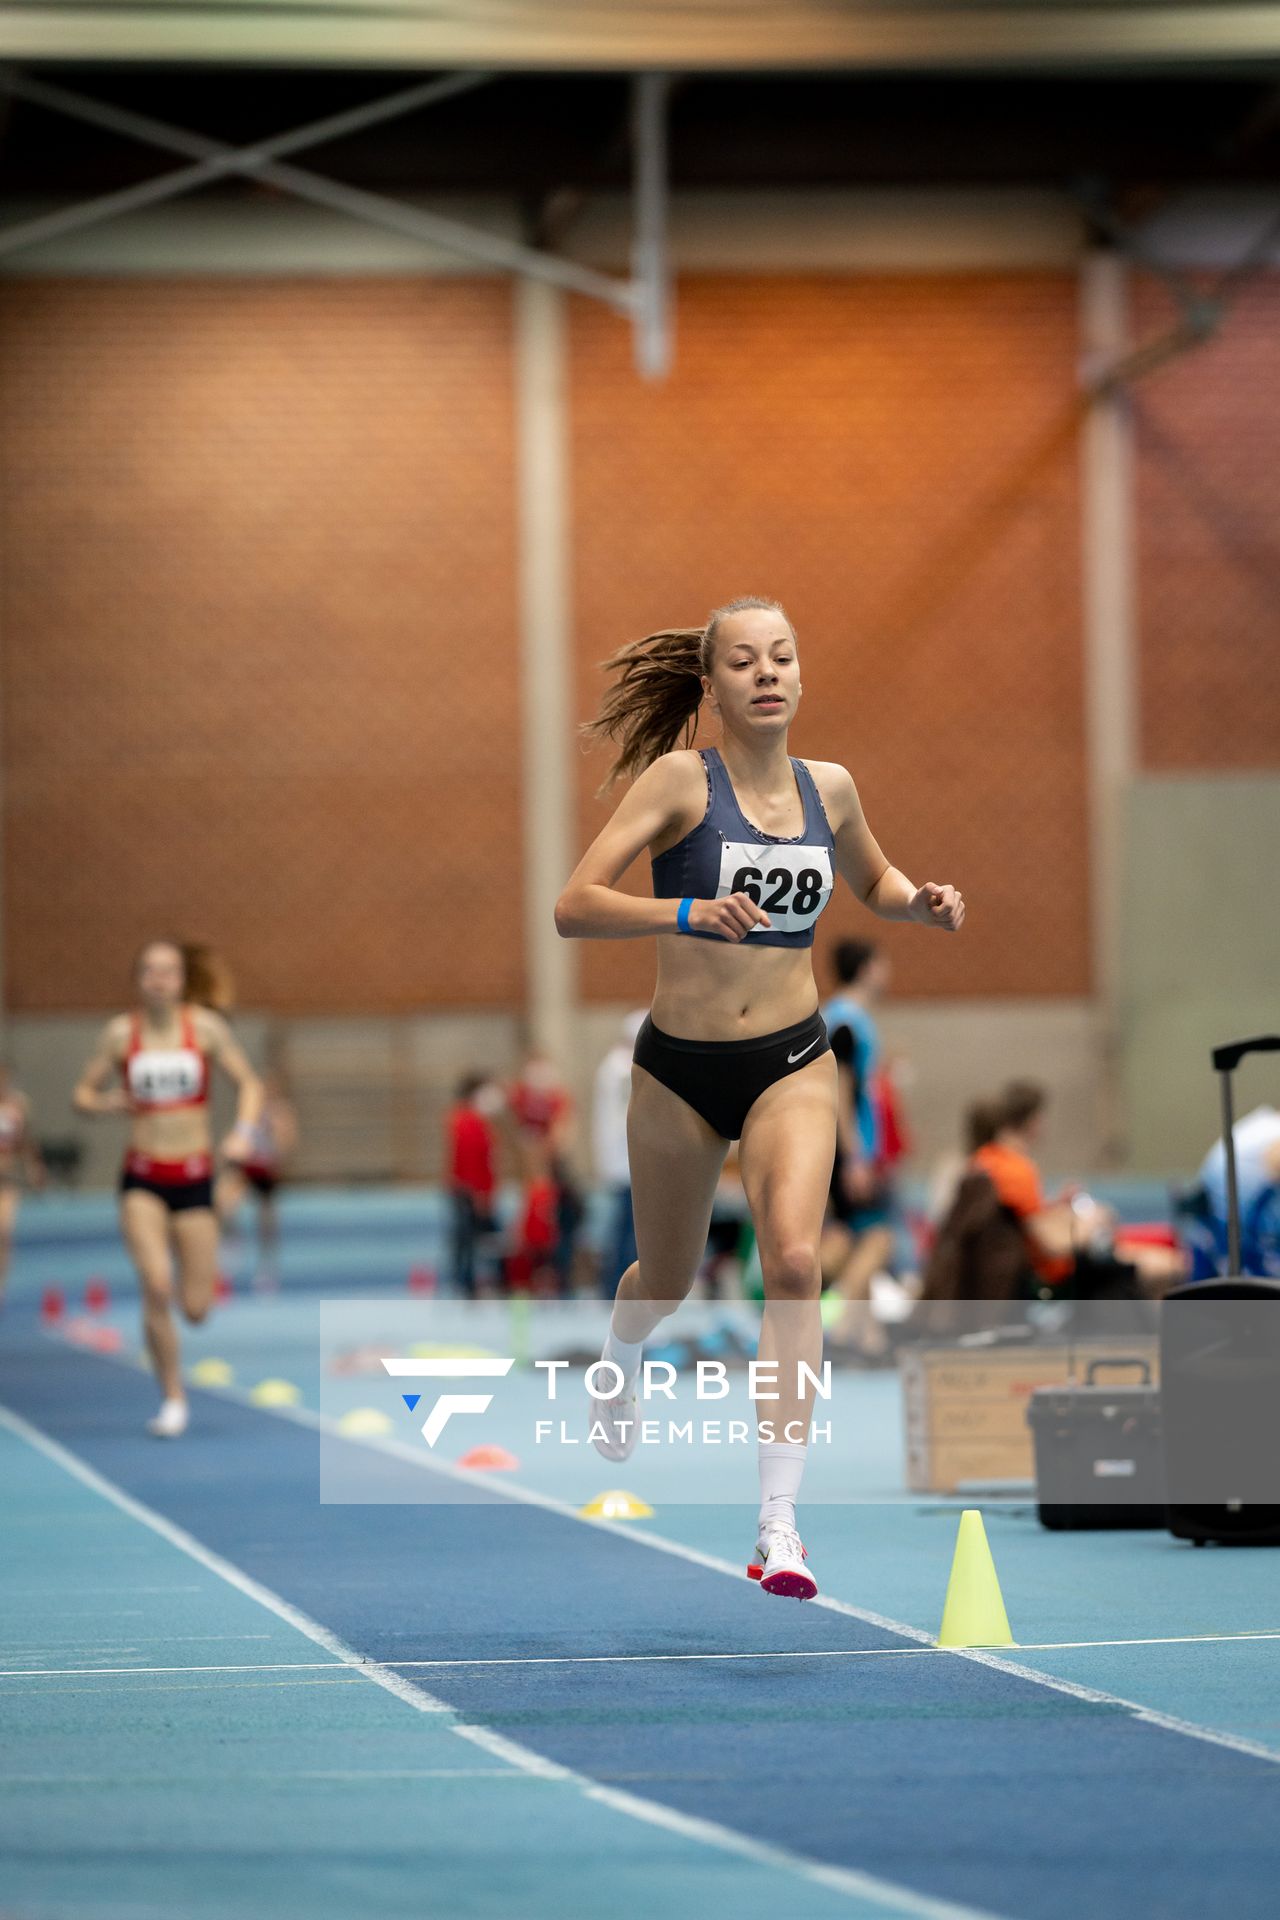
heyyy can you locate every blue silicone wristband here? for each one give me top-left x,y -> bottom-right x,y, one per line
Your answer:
676,897 -> 694,934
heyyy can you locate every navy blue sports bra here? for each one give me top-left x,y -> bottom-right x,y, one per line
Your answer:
651,748 -> 836,949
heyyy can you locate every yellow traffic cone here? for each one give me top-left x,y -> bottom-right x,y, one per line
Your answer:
936,1509 -> 1015,1647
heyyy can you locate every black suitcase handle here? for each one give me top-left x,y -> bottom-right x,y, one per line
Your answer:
1211,1036 -> 1280,1074
1212,1035 -> 1280,1274
1085,1356 -> 1153,1387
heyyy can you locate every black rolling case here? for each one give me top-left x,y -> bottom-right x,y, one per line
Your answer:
1028,1357 -> 1166,1530
1163,1035 -> 1280,1547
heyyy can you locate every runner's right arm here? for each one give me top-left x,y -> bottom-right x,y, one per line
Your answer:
72,1019 -> 132,1117
554,753 -> 770,943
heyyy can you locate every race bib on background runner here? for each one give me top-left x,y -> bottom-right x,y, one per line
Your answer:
127,1049 -> 204,1105
715,841 -> 834,936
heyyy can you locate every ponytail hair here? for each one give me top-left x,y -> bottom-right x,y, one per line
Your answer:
182,943 -> 235,1013
133,939 -> 235,1013
582,595 -> 793,790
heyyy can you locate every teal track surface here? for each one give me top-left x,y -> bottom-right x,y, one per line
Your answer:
2,1191 -> 1279,1920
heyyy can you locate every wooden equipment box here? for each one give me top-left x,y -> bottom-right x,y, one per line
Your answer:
901,1341 -> 1159,1494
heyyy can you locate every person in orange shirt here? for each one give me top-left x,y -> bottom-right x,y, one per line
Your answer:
970,1080 -> 1113,1291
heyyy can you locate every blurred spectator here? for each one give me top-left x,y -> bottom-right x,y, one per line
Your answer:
970,1080 -> 1183,1297
509,1050 -> 573,1172
0,1063 -> 45,1307
822,940 -> 899,1355
509,1048 -> 582,1296
874,1053 -> 913,1176
216,1068 -> 298,1290
921,1099 -> 1034,1302
969,1080 -> 1086,1294
1185,1104 -> 1280,1277
593,1010 -> 646,1297
445,1073 -> 501,1298
509,1173 -> 561,1296
923,1097 -> 1001,1228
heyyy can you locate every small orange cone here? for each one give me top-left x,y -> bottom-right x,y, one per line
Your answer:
936,1509 -> 1015,1647
456,1444 -> 519,1471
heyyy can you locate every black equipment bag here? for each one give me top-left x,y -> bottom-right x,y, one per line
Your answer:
1163,1035 -> 1280,1547
1028,1358 -> 1166,1530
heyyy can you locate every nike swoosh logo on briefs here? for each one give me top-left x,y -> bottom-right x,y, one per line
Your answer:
787,1037 -> 821,1064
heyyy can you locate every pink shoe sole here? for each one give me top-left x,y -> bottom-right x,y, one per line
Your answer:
760,1567 -> 818,1601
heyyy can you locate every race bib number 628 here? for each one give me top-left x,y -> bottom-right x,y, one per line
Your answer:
715,841 -> 834,935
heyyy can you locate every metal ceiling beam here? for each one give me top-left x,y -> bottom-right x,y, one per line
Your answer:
1084,198 -> 1280,390
630,72 -> 671,379
0,66 -> 637,312
3,4 -> 1280,72
0,67 -> 493,254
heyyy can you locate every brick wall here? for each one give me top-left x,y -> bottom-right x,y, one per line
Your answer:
0,279 -> 522,1012
571,274 -> 1089,1004
1133,271 -> 1280,772
4,266 -> 1273,1020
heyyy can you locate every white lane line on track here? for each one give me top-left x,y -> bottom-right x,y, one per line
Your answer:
0,1399 -> 1004,1920
0,1661 -> 348,1678
387,1631 -> 1280,1664
27,1330 -> 1280,1768
3,1630 -> 1279,1681
0,1769 -> 549,1785
237,1383 -> 1280,1769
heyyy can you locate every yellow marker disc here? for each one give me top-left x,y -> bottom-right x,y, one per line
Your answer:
338,1407 -> 393,1437
190,1358 -> 233,1387
579,1490 -> 654,1520
250,1378 -> 301,1407
408,1342 -> 499,1360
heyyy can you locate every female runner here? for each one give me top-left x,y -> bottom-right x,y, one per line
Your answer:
0,1064 -> 44,1306
216,1068 -> 298,1291
73,941 -> 263,1435
556,598 -> 964,1599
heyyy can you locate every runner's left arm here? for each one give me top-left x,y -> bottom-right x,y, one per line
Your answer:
200,1013 -> 265,1162
820,764 -> 965,932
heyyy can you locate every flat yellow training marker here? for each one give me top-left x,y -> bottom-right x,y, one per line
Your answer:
338,1408 -> 392,1436
190,1358 -> 233,1387
580,1490 -> 654,1520
937,1509 -> 1016,1647
408,1342 -> 499,1360
250,1378 -> 301,1407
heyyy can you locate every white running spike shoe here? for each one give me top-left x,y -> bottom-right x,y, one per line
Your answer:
590,1378 -> 639,1462
748,1522 -> 817,1600
146,1397 -> 189,1439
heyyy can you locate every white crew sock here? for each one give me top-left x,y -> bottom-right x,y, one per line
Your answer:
601,1324 -> 644,1394
757,1439 -> 808,1532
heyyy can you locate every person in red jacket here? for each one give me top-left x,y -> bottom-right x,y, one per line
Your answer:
445,1074 -> 500,1297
